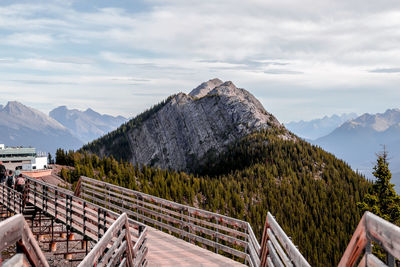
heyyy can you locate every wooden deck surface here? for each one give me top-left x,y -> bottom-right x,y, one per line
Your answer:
146,226 -> 245,266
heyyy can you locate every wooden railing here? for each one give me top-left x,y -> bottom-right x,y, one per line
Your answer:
78,212 -> 138,267
0,214 -> 49,267
75,176 -> 262,266
260,213 -> 310,267
339,211 -> 400,267
0,175 -> 148,266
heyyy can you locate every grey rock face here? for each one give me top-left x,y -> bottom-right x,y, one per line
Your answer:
189,78 -> 223,98
109,79 -> 287,171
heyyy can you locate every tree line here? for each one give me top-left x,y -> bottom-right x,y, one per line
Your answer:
56,130 -> 371,266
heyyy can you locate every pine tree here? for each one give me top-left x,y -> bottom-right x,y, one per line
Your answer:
358,149 -> 400,224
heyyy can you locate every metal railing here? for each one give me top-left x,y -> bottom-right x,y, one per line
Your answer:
339,211 -> 400,267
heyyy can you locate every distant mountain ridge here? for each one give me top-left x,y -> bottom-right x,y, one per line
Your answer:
0,101 -> 82,154
82,78 -> 294,172
50,106 -> 127,144
314,108 -> 400,183
286,113 -> 357,140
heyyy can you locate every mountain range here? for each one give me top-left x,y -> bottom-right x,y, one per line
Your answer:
0,101 -> 126,155
285,113 -> 357,140
314,109 -> 400,179
0,101 -> 82,154
82,78 -> 294,172
49,106 -> 127,144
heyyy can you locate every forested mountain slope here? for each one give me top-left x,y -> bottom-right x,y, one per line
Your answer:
58,127 -> 370,266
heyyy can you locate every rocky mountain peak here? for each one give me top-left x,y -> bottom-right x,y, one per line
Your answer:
189,78 -> 223,98
4,101 -> 29,115
1,101 -> 65,131
83,79 -> 292,172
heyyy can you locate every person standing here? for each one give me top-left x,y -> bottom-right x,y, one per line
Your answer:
0,162 -> 6,184
6,170 -> 14,189
6,170 -> 14,205
15,174 -> 25,193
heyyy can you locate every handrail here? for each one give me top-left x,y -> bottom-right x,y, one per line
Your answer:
260,212 -> 310,267
78,213 -> 135,267
76,175 -> 261,266
0,173 -> 148,266
0,214 -> 49,267
339,211 -> 400,267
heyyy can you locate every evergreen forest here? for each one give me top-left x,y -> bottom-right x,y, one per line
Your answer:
56,129 -> 371,266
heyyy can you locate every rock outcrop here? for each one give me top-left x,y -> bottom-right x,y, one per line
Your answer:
83,79 -> 292,172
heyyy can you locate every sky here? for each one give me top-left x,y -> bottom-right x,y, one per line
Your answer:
0,0 -> 399,123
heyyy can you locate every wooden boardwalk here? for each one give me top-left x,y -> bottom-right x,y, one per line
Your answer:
146,226 -> 245,266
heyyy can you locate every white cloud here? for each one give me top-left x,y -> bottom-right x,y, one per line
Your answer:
0,1 -> 399,121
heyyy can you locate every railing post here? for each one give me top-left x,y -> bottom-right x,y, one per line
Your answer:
103,209 -> 107,234
260,215 -> 270,267
55,189 -> 59,221
97,207 -> 101,240
216,217 -> 219,254
34,181 -> 37,208
83,201 -> 86,236
19,192 -> 22,214
188,209 -> 192,243
13,189 -> 16,212
136,195 -> 139,222
180,207 -> 183,239
387,253 -> 395,267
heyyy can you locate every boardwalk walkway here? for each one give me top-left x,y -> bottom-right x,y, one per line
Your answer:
146,227 -> 245,266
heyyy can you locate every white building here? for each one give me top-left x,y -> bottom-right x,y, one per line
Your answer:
0,144 -> 47,171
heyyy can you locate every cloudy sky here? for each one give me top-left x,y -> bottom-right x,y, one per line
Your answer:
0,0 -> 399,122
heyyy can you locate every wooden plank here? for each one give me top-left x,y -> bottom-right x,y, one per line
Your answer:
0,214 -> 25,251
20,217 -> 51,267
247,222 -> 261,252
248,242 -> 261,267
267,256 -> 274,267
0,214 -> 49,267
98,229 -> 126,266
119,257 -> 127,267
133,228 -> 148,255
267,240 -> 284,267
124,214 -> 135,267
365,254 -> 387,267
133,241 -> 148,267
78,213 -> 129,267
364,211 -> 400,260
267,213 -> 310,267
108,240 -> 127,267
267,229 -> 293,267
338,213 -> 367,267
357,253 -> 366,267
